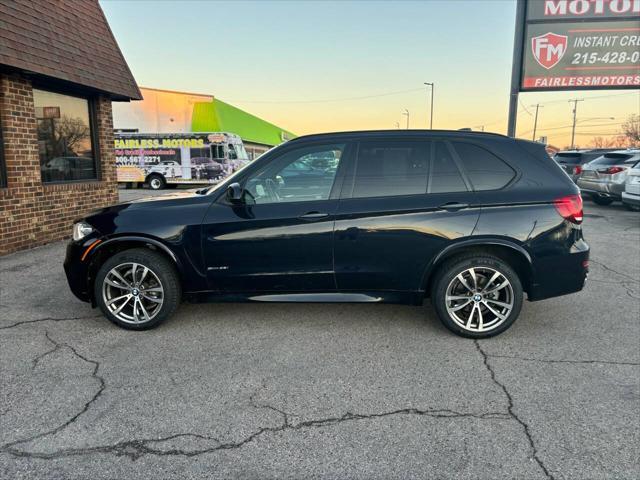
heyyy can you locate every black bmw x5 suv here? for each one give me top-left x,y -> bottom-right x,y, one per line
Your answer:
64,130 -> 589,338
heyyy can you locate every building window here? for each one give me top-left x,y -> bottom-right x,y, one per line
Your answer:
0,112 -> 6,187
33,89 -> 98,183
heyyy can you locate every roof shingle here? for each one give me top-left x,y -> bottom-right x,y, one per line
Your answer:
0,0 -> 141,100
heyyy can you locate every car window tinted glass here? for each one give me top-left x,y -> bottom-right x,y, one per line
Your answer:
452,142 -> 515,191
429,142 -> 467,193
352,141 -> 429,198
244,144 -> 344,204
554,153 -> 581,164
33,89 -> 96,183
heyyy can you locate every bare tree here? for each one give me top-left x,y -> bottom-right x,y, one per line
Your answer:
621,114 -> 640,147
38,115 -> 91,157
55,115 -> 91,153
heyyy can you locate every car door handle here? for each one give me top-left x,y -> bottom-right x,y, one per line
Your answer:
438,202 -> 469,211
299,211 -> 329,220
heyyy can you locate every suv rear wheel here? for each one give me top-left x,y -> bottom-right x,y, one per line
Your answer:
431,255 -> 523,338
95,248 -> 181,330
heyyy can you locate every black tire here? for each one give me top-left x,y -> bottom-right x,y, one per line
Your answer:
430,254 -> 523,339
623,202 -> 640,212
94,248 -> 181,330
147,174 -> 166,190
591,195 -> 613,206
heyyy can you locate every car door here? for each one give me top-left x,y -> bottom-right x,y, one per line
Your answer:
333,138 -> 480,292
201,141 -> 351,292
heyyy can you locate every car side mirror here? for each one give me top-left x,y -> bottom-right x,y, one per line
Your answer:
227,182 -> 244,203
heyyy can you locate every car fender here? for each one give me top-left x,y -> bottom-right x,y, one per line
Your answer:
91,235 -> 183,272
420,237 -> 533,292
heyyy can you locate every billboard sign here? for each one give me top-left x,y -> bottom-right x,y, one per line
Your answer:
517,0 -> 640,91
527,0 -> 640,20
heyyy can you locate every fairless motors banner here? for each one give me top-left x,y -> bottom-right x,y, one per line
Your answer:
519,0 -> 640,91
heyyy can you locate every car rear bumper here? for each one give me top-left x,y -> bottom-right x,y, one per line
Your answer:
527,237 -> 589,302
622,191 -> 640,206
577,178 -> 625,198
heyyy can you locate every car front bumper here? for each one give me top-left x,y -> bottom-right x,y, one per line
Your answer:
63,239 -> 98,303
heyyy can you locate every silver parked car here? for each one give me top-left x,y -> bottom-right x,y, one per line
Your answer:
554,149 -> 615,183
622,161 -> 640,211
577,149 -> 640,205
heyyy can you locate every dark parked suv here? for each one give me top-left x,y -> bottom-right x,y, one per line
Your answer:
64,130 -> 589,338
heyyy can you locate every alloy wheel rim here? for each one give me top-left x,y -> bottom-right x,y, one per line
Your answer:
151,178 -> 161,189
445,267 -> 514,333
102,262 -> 164,324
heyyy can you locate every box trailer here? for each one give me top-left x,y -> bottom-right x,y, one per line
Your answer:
114,132 -> 250,189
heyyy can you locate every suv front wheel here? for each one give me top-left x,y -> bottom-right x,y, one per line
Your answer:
431,255 -> 523,338
95,248 -> 181,330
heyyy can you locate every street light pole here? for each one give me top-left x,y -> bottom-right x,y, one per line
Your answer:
424,82 -> 434,129
531,103 -> 543,141
569,98 -> 584,149
403,109 -> 410,129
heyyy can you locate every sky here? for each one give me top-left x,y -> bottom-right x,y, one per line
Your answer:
101,0 -> 639,148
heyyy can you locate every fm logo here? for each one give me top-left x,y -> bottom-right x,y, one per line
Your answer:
532,32 -> 568,69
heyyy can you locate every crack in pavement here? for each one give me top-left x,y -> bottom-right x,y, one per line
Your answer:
486,353 -> 639,367
588,259 -> 640,299
1,331 -> 106,453
1,406 -> 511,460
2,368 -> 510,461
0,314 -> 102,330
31,330 -> 64,370
589,259 -> 639,285
475,340 -> 554,480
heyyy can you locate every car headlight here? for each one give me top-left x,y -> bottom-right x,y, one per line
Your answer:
72,222 -> 94,241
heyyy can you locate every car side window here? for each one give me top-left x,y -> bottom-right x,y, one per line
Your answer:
452,142 -> 515,191
243,144 -> 344,204
429,142 -> 468,194
352,140 -> 430,198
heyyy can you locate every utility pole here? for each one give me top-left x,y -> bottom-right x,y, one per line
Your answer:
424,82 -> 434,129
569,99 -> 584,149
402,109 -> 410,129
531,103 -> 543,141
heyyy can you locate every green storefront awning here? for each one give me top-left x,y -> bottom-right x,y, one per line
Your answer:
191,99 -> 295,147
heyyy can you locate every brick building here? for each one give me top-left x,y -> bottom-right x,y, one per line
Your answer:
0,0 -> 141,255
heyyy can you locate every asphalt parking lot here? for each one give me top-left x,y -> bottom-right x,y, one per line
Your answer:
0,190 -> 638,479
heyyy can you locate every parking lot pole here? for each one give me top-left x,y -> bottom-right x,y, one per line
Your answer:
507,0 -> 527,137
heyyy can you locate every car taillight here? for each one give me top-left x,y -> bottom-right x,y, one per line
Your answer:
573,165 -> 582,175
597,166 -> 625,174
554,194 -> 583,224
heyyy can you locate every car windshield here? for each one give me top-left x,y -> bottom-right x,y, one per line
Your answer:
231,142 -> 249,160
198,158 -> 254,195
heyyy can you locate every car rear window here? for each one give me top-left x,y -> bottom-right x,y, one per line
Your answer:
590,153 -> 634,165
452,142 -> 515,191
555,152 -> 582,164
